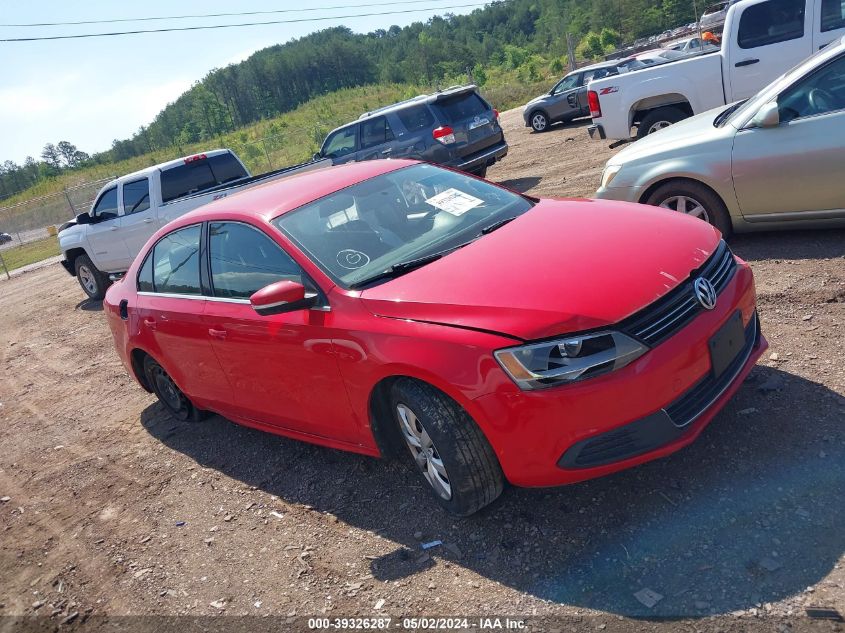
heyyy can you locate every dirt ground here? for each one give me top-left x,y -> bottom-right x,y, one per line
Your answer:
1,109 -> 844,632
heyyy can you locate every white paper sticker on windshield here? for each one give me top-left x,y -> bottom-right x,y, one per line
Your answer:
425,188 -> 483,216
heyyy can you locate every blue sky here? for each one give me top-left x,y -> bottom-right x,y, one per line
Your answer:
0,0 -> 483,164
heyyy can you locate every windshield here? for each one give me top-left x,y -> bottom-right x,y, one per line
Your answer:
274,164 -> 533,288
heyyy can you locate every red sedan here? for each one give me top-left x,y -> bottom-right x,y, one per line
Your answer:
104,160 -> 766,516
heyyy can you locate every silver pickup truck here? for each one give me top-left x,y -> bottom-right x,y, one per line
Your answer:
58,149 -> 329,299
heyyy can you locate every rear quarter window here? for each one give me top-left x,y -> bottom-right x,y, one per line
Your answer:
395,105 -> 436,132
432,93 -> 490,122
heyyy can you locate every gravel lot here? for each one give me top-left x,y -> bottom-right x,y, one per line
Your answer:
1,109 -> 844,631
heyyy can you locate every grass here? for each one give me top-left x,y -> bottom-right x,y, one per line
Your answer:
0,236 -> 61,274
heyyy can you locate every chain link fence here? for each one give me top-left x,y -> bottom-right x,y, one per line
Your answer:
0,176 -> 115,251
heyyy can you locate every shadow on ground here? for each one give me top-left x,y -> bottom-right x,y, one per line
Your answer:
141,361 -> 844,618
497,176 -> 542,193
731,228 -> 845,263
75,298 -> 103,312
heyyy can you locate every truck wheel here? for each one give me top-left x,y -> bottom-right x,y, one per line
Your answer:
530,111 -> 549,132
74,254 -> 110,300
472,165 -> 488,179
645,180 -> 733,236
390,378 -> 504,516
637,107 -> 687,138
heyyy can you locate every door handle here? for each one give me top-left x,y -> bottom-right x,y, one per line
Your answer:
143,317 -> 156,330
143,218 -> 154,224
208,328 -> 227,340
735,58 -> 759,67
109,225 -> 119,231
381,148 -> 392,155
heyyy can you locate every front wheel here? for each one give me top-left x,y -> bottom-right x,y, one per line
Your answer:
645,180 -> 733,236
530,111 -> 549,133
636,106 -> 687,139
390,379 -> 504,516
74,254 -> 110,300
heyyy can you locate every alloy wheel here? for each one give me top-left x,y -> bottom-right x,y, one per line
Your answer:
396,403 -> 452,500
647,120 -> 673,134
78,265 -> 98,295
659,195 -> 711,222
531,113 -> 547,132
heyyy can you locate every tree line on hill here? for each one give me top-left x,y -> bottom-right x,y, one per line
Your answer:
1,0 -> 701,202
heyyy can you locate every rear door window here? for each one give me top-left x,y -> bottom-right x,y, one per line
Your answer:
209,222 -> 302,298
93,187 -> 119,220
150,225 -> 202,295
396,105 -> 435,132
821,0 -> 845,31
432,92 -> 489,122
122,178 -> 150,215
738,0 -> 805,48
360,116 -> 395,149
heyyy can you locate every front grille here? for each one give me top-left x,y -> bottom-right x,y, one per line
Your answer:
620,241 -> 736,347
665,311 -> 759,427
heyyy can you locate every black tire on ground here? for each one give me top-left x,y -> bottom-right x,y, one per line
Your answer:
74,254 -> 110,301
645,179 -> 733,237
473,164 -> 488,179
143,355 -> 205,422
389,378 -> 504,516
636,106 -> 688,139
529,110 -> 550,133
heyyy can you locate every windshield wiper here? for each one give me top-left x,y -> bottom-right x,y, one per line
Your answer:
480,216 -> 517,234
348,241 -> 474,289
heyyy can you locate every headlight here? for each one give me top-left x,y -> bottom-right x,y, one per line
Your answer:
600,164 -> 622,189
494,331 -> 647,391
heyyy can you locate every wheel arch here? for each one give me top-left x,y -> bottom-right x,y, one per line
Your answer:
638,175 -> 726,208
367,371 -> 496,460
528,108 -> 550,128
129,348 -> 154,392
64,247 -> 88,271
630,95 -> 693,125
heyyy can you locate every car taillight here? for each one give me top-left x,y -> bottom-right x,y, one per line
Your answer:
432,125 -> 456,144
588,91 -> 602,118
184,153 -> 207,164
493,109 -> 500,120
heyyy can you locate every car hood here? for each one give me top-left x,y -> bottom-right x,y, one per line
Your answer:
609,105 -> 732,164
524,94 -> 550,109
360,199 -> 721,341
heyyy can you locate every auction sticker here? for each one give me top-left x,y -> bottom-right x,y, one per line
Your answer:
425,188 -> 483,216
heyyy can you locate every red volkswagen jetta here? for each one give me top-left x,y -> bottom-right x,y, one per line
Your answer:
105,160 -> 766,515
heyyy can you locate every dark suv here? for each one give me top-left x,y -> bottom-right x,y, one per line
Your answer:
315,85 -> 507,177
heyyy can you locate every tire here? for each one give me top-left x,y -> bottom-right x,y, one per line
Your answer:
74,254 -> 110,301
529,110 -> 550,133
390,378 -> 504,516
472,164 -> 488,179
636,106 -> 688,139
143,355 -> 204,422
645,180 -> 733,236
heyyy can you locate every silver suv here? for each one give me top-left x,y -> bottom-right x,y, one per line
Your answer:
522,60 -> 627,132
315,85 -> 507,178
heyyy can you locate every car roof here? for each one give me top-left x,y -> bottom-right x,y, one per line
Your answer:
170,159 -> 417,228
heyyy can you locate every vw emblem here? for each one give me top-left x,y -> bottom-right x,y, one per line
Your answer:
693,277 -> 717,310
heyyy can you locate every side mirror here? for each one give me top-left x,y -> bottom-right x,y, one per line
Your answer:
313,151 -> 323,161
751,101 -> 780,128
250,280 -> 318,316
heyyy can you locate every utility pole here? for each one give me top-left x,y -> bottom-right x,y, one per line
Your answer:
566,33 -> 577,71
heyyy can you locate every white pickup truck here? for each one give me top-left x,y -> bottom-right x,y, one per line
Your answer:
587,0 -> 845,141
59,149 -> 329,299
